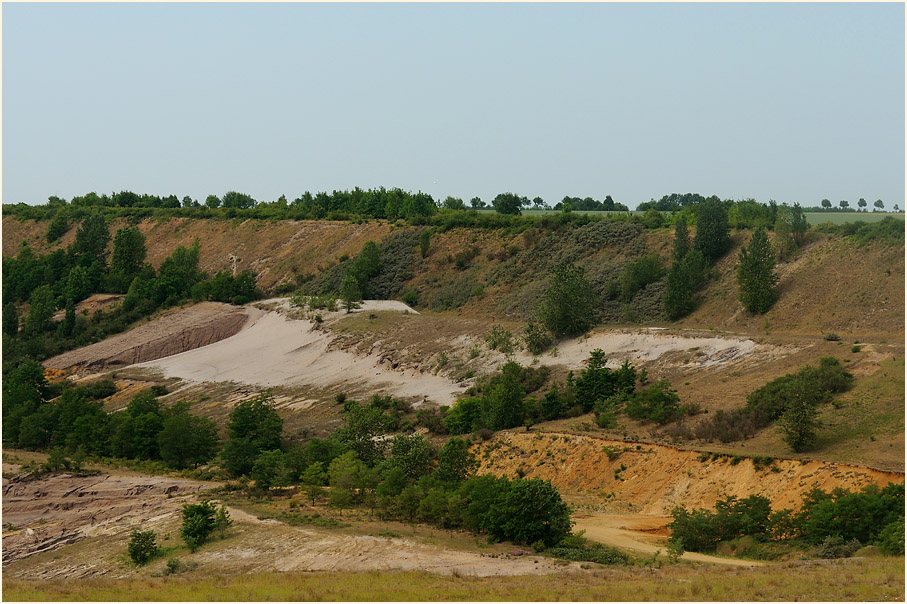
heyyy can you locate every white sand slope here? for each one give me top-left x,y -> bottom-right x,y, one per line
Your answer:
514,328 -> 761,369
134,310 -> 465,405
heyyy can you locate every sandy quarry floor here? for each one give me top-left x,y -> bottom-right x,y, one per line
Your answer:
2,465 -> 577,580
133,308 -> 466,406
2,470 -> 213,566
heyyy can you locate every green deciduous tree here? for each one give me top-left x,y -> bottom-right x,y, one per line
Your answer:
110,227 -> 147,293
663,249 -> 706,320
389,433 -> 434,480
155,239 -> 205,304
435,437 -> 477,484
349,241 -> 382,298
302,461 -> 328,505
694,198 -> 731,263
482,361 -> 525,431
222,392 -> 283,476
3,301 -> 19,337
539,262 -> 597,338
251,449 -> 288,491
46,211 -> 70,243
72,213 -> 110,267
128,530 -> 158,565
334,400 -> 394,465
778,380 -> 819,452
774,204 -> 795,260
25,285 -> 56,335
491,192 -> 523,215
489,478 -> 573,547
157,402 -> 218,469
737,226 -> 778,314
180,501 -> 217,551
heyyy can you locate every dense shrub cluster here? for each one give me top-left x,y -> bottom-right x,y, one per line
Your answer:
813,216 -> 905,244
670,484 -> 904,557
691,358 -> 852,449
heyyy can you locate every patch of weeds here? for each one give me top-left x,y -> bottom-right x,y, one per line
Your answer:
851,345 -> 861,353
824,333 -> 841,341
613,463 -> 627,481
281,512 -> 350,529
602,446 -> 622,461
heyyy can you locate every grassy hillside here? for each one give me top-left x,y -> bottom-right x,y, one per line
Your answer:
5,215 -> 901,337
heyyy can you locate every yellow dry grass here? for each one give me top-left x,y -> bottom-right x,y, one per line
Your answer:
4,557 -> 903,601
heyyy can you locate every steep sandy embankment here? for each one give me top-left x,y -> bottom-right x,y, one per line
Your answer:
44,302 -> 259,373
476,432 -> 904,515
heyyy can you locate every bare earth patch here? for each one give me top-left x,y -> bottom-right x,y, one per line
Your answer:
44,302 -> 259,373
2,472 -> 213,566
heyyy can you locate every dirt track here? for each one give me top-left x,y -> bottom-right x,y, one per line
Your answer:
573,514 -> 765,567
44,302 -> 259,373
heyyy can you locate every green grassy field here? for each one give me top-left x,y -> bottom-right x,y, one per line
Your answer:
803,212 -> 905,225
4,557 -> 902,601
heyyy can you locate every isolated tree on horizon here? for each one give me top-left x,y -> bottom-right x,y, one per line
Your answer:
874,199 -> 885,211
492,192 -> 523,215
858,198 -> 867,211
839,200 -> 849,209
821,199 -> 832,209
737,226 -> 778,314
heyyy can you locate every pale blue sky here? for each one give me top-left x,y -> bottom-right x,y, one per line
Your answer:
3,3 -> 904,208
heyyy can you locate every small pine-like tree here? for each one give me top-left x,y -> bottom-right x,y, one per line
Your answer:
339,273 -> 362,313
737,227 -> 778,314
774,205 -> 795,260
672,218 -> 692,263
778,382 -> 819,452
127,529 -> 158,565
419,229 -> 431,258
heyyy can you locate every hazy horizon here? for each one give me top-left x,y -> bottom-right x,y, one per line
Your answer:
4,3 -> 904,209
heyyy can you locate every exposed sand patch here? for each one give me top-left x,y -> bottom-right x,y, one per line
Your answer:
133,310 -> 466,405
514,328 -> 763,370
